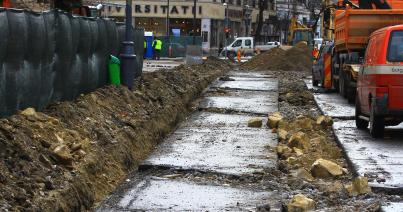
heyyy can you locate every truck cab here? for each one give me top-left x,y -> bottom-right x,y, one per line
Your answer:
355,25 -> 403,137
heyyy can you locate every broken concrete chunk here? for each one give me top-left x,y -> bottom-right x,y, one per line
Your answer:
247,118 -> 263,128
295,118 -> 313,130
290,168 -> 315,182
267,112 -> 283,129
316,115 -> 333,126
310,159 -> 343,178
20,108 -> 38,117
292,147 -> 304,156
278,129 -> 288,141
288,132 -> 310,150
286,157 -> 298,165
277,144 -> 292,158
287,194 -> 315,212
52,145 -> 73,165
345,176 -> 371,196
70,143 -> 82,152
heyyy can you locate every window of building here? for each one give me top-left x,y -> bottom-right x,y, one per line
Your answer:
202,31 -> 209,42
237,0 -> 241,6
229,0 -> 234,4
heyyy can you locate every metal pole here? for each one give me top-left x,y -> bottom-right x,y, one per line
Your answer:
166,0 -> 170,36
167,0 -> 172,57
120,0 -> 136,90
224,3 -> 228,59
193,0 -> 197,44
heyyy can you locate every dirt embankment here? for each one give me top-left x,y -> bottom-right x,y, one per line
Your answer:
0,58 -> 231,211
242,43 -> 312,72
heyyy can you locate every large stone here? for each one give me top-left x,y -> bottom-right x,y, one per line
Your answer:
293,147 -> 304,156
295,118 -> 313,130
287,194 -> 315,212
288,132 -> 310,150
20,108 -> 38,117
290,168 -> 315,182
277,144 -> 292,155
310,159 -> 343,178
267,112 -> 283,129
316,115 -> 333,126
248,118 -> 263,128
52,145 -> 73,165
345,177 -> 372,196
278,129 -> 288,141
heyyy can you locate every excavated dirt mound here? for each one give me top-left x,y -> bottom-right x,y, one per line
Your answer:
0,58 -> 231,211
242,42 -> 312,72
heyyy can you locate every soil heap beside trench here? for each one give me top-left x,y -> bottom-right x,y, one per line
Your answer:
242,42 -> 312,72
0,58 -> 231,211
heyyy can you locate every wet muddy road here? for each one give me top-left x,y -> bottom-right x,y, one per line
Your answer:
97,71 -> 281,211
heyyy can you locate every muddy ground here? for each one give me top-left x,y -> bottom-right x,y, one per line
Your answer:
0,58 -> 231,211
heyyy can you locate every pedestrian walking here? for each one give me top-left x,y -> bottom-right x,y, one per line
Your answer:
152,37 -> 162,60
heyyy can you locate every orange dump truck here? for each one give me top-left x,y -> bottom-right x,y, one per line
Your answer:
323,0 -> 403,102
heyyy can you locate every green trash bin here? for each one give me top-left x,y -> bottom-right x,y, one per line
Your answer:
108,55 -> 121,85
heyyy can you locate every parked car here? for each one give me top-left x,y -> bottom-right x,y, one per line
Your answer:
221,37 -> 280,57
266,41 -> 281,48
355,25 -> 403,138
312,42 -> 334,88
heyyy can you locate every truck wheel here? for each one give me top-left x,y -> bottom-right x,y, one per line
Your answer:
355,97 -> 368,129
339,72 -> 347,97
312,69 -> 318,86
369,104 -> 384,138
346,74 -> 355,103
333,78 -> 339,92
312,79 -> 319,87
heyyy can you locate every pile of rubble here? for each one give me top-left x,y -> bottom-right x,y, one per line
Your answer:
271,113 -> 373,210
241,43 -> 312,72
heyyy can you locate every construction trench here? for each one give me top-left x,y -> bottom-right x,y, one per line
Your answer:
1,45 -> 403,211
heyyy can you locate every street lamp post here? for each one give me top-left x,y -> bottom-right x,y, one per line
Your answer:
192,0 -> 197,44
166,0 -> 170,36
167,0 -> 172,57
223,2 -> 229,59
120,0 -> 136,90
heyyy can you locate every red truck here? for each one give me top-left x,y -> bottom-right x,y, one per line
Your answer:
355,25 -> 403,137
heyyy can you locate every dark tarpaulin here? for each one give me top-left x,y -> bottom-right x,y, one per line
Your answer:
0,9 -> 144,117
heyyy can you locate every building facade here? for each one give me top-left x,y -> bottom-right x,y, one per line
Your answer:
103,0 -> 276,52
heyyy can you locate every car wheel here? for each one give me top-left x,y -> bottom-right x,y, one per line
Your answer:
312,69 -> 319,86
339,72 -> 346,97
355,96 -> 368,129
369,103 -> 384,138
346,74 -> 355,103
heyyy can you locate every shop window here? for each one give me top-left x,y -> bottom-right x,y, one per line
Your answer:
202,31 -> 209,42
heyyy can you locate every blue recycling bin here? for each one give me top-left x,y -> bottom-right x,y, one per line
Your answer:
145,36 -> 153,59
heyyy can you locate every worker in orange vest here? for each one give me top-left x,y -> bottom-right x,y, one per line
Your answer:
312,47 -> 319,60
237,49 -> 242,63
